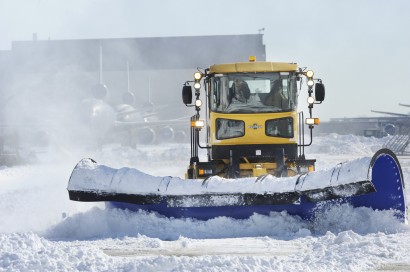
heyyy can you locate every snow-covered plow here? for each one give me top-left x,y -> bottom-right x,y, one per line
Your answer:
68,149 -> 407,221
68,59 -> 407,222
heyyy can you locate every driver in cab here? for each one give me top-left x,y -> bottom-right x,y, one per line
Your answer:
263,80 -> 287,109
229,79 -> 251,104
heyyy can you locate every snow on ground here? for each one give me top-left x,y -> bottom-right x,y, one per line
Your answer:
1,134 -> 410,271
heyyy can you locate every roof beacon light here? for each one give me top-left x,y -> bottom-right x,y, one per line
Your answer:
249,56 -> 256,62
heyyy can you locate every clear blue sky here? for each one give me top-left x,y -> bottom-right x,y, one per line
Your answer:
1,0 -> 409,120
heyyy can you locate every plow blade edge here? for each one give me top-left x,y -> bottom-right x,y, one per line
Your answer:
67,149 -> 406,221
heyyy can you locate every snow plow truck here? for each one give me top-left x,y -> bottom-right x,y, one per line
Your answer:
68,57 -> 407,222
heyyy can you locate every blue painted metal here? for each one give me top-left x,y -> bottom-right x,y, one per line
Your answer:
349,149 -> 406,221
108,149 -> 407,222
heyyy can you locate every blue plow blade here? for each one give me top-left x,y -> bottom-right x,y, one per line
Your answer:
348,149 -> 406,221
68,149 -> 407,222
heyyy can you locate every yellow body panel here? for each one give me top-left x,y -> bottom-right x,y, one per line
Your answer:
209,111 -> 298,146
184,59 -> 322,179
209,62 -> 298,74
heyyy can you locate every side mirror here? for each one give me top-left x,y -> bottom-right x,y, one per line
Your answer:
182,85 -> 193,105
315,83 -> 325,102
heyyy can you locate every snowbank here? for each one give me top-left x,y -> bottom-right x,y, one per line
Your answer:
1,136 -> 410,271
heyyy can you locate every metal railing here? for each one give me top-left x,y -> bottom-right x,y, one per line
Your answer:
383,127 -> 410,155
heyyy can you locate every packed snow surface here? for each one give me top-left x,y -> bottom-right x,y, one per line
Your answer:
1,134 -> 410,271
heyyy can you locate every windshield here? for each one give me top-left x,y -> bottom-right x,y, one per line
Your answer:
210,72 -> 298,113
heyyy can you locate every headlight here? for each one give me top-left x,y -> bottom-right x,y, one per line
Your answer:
216,119 -> 244,140
195,99 -> 202,107
306,70 -> 314,78
266,118 -> 293,138
307,96 -> 315,104
307,80 -> 314,87
194,72 -> 202,80
194,82 -> 201,90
